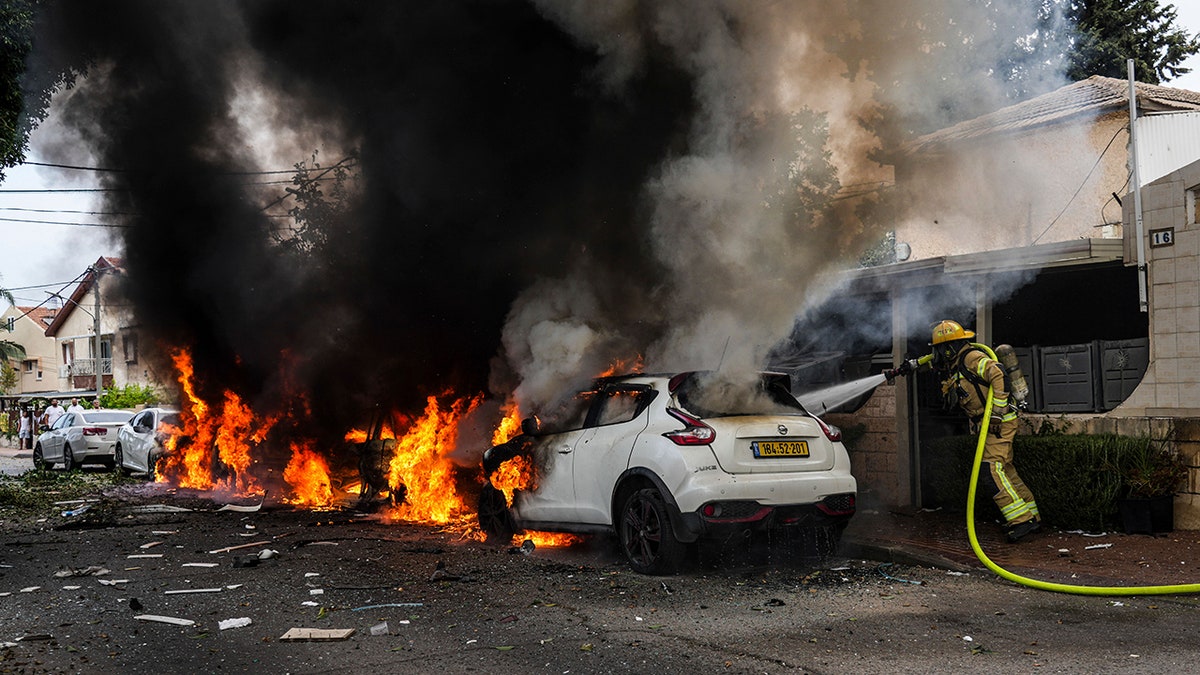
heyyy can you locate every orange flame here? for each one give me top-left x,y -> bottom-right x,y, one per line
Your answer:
490,455 -> 533,507
386,394 -> 481,524
283,441 -> 335,509
491,400 -> 523,446
597,354 -> 644,378
522,531 -> 584,548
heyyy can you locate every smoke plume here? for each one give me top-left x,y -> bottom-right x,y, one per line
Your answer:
24,0 -> 1071,443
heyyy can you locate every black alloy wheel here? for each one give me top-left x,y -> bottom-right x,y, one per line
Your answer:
477,483 -> 517,543
618,487 -> 685,575
113,444 -> 130,477
33,444 -> 46,471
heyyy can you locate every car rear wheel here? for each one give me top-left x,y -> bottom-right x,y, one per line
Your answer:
62,444 -> 77,472
113,444 -> 131,477
33,444 -> 46,471
618,487 -> 685,575
477,484 -> 516,543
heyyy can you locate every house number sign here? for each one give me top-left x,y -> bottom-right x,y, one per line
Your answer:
1150,227 -> 1174,248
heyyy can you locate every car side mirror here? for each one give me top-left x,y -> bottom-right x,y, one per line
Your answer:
520,416 -> 540,436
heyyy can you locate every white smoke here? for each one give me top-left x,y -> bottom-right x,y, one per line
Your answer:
502,0 -> 1074,412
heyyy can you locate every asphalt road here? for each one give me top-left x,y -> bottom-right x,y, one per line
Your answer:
2,480 -> 1199,674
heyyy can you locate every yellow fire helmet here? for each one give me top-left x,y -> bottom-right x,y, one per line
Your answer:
931,319 -> 975,345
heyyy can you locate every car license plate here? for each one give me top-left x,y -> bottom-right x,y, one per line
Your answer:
751,440 -> 809,458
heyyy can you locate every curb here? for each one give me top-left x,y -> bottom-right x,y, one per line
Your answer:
841,538 -> 977,574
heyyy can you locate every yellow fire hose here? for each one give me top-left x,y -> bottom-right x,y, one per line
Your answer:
966,343 -> 1200,595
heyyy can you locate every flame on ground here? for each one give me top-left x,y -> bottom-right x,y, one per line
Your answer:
385,394 -> 481,524
283,441 -> 335,509
157,349 -> 274,494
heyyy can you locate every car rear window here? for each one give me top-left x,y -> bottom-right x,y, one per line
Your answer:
83,411 -> 134,424
674,372 -> 805,418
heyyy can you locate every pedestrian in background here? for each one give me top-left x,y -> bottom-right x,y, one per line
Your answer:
18,407 -> 34,450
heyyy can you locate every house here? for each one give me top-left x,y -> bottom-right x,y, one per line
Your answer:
787,76 -> 1200,526
0,256 -> 163,413
0,304 -> 58,394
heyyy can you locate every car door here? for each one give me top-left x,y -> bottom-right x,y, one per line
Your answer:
125,410 -> 154,472
511,390 -> 598,524
570,384 -> 655,524
43,413 -> 73,462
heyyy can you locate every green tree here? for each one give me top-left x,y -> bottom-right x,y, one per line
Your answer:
1066,0 -> 1200,84
0,359 -> 16,395
1,284 -> 26,362
1,0 -> 78,182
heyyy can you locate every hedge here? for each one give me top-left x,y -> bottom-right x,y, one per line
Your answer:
921,433 -> 1171,532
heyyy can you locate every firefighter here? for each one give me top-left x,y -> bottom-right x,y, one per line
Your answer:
891,320 -> 1041,543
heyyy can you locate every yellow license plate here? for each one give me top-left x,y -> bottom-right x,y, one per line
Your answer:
752,440 -> 809,458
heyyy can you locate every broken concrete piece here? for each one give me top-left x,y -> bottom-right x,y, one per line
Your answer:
279,627 -> 355,642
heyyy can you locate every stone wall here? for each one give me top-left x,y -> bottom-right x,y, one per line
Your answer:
826,385 -> 898,508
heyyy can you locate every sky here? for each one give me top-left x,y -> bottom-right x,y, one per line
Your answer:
2,3 -> 1200,315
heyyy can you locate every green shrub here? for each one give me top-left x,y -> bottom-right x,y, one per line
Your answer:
921,433 -> 1166,532
100,384 -> 161,409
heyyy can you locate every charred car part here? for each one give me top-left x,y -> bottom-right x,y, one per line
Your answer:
477,371 -> 856,574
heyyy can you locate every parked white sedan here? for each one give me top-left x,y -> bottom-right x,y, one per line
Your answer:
33,409 -> 134,471
114,407 -> 181,476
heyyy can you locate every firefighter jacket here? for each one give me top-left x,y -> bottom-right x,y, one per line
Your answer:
942,345 -> 1017,424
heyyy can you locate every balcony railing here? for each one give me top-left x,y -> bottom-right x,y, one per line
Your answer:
68,358 -> 113,377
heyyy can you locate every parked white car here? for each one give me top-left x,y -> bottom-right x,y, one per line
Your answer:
477,371 -> 857,574
114,407 -> 181,476
33,409 -> 134,471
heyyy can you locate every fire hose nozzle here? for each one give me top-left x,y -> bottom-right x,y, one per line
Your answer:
884,355 -> 930,383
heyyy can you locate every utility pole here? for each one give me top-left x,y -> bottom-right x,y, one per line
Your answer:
91,266 -> 104,400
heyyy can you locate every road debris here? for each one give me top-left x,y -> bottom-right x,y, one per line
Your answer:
135,615 -> 195,626
370,621 -> 389,636
54,566 -> 110,578
61,504 -> 92,517
218,617 -> 253,630
128,554 -> 164,559
182,563 -> 219,568
216,493 -> 267,513
98,579 -> 130,586
164,588 -> 224,595
208,541 -> 271,554
351,603 -> 425,612
1085,544 -> 1113,550
279,627 -> 355,642
121,505 -> 194,514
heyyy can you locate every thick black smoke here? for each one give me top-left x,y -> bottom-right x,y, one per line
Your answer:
29,0 -> 692,442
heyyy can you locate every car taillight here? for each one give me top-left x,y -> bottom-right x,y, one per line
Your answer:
812,415 -> 841,442
82,427 -> 108,436
662,407 -> 715,446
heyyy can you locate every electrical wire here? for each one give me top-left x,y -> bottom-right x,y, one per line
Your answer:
1031,126 -> 1127,245
965,343 -> 1200,596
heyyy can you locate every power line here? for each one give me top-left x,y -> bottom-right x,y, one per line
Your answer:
22,159 -> 353,176
0,216 -> 128,228
0,206 -> 136,216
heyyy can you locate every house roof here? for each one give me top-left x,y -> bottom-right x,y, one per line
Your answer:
897,75 -> 1200,157
43,256 -> 125,338
15,306 -> 57,330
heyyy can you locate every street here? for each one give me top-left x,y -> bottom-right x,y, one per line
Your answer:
1,468 -> 1198,674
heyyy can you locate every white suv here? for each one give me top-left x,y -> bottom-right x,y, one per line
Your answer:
478,371 -> 856,574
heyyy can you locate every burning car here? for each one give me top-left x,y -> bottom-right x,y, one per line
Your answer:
478,371 -> 856,574
114,407 -> 181,476
34,409 -> 134,471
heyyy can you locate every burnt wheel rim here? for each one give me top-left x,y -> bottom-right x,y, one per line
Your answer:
477,487 -> 511,537
621,494 -> 663,566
